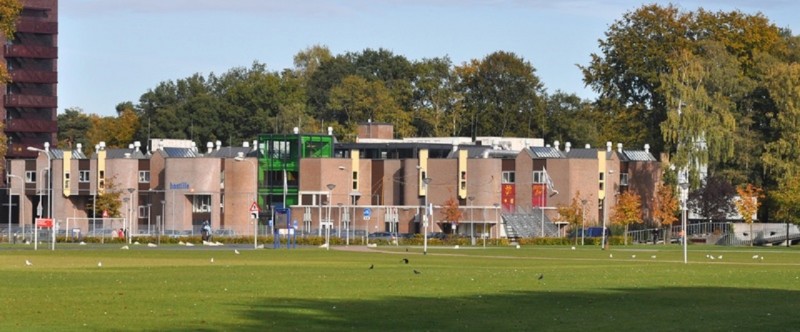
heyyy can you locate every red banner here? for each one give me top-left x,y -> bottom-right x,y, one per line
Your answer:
36,218 -> 53,228
501,184 -> 515,211
532,184 -> 547,207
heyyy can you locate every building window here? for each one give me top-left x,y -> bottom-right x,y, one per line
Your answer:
192,195 -> 212,213
138,171 -> 150,183
532,171 -> 544,184
620,173 -> 629,186
25,171 -> 36,183
352,171 -> 358,191
79,170 -> 90,183
502,171 -> 515,183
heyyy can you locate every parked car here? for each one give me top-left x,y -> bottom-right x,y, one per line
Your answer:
369,232 -> 397,242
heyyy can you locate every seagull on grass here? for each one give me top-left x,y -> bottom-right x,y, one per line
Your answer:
234,249 -> 240,255
25,260 -> 32,266
210,258 -> 215,263
98,262 -> 103,267
120,245 -> 129,250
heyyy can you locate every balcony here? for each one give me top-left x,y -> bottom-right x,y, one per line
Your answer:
4,94 -> 57,108
5,118 -> 58,133
6,143 -> 44,158
10,69 -> 57,84
4,45 -> 57,59
15,20 -> 57,34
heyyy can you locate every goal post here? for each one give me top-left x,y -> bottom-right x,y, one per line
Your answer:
65,218 -> 126,237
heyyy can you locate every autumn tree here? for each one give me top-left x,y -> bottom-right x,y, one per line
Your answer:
611,191 -> 642,245
92,177 -> 122,218
652,181 -> 679,243
556,191 -> 587,245
734,184 -> 763,246
438,197 -> 462,234
0,0 -> 21,84
771,176 -> 800,225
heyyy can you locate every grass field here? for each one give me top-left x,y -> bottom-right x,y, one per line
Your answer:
1,243 -> 800,331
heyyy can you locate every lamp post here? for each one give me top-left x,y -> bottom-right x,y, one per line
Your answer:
493,203 -> 500,245
159,199 -> 165,245
679,172 -> 689,264
337,203 -> 343,240
580,198 -> 588,246
326,184 -> 335,251
7,173 -> 22,243
468,196 -> 475,246
601,169 -> 613,250
27,144 -> 51,220
234,153 -> 258,249
422,177 -> 431,255
127,188 -> 135,244
146,203 -> 152,235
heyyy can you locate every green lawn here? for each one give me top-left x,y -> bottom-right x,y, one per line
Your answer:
1,243 -> 800,331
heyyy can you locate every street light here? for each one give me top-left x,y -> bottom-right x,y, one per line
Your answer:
468,196 -> 475,245
7,173 -> 22,243
493,203 -> 500,245
601,169 -> 613,250
422,177 -> 431,255
127,188 -> 135,244
159,199 -> 165,245
27,144 -> 51,221
326,184 -> 335,251
234,153 -> 258,249
580,198 -> 588,246
679,171 -> 689,264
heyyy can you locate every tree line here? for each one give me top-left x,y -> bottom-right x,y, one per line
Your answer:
52,4 -> 800,223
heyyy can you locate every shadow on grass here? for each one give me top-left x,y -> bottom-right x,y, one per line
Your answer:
179,287 -> 800,331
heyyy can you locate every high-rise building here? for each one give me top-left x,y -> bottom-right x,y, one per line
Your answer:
2,0 -> 58,158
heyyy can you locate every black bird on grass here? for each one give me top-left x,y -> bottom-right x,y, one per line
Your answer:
369,264 -> 374,270
413,270 -> 421,274
538,274 -> 544,280
402,258 -> 409,264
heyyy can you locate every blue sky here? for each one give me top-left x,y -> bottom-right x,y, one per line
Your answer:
59,0 -> 800,117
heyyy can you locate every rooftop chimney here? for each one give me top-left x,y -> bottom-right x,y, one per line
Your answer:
207,142 -> 214,154
215,140 -> 222,151
243,141 -> 250,148
644,144 -> 650,153
293,127 -> 299,134
585,144 -> 591,149
606,141 -> 612,152
328,126 -> 333,136
554,140 -> 560,151
617,143 -> 623,153
565,142 -> 571,153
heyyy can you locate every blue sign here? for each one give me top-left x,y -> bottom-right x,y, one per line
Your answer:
363,208 -> 372,218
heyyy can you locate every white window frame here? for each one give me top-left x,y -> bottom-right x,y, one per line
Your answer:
532,171 -> 544,184
79,170 -> 90,183
192,195 -> 212,213
138,171 -> 150,183
502,171 -> 515,184
25,171 -> 36,183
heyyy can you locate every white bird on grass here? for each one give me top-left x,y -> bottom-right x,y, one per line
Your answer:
571,246 -> 576,250
120,245 -> 129,250
98,262 -> 102,267
651,255 -> 657,259
718,255 -> 723,260
210,258 -> 214,263
25,260 -> 32,266
609,254 -> 613,258
752,255 -> 759,259
234,249 -> 240,255
631,255 -> 636,259
185,242 -> 194,247
147,243 -> 157,248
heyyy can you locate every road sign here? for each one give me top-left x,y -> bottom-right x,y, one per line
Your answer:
249,201 -> 259,212
36,218 -> 53,228
363,208 -> 372,218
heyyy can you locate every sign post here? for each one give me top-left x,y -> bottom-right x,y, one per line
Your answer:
363,208 -> 372,245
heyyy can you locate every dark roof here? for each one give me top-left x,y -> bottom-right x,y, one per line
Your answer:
105,148 -> 148,159
564,148 -> 597,159
206,147 -> 257,158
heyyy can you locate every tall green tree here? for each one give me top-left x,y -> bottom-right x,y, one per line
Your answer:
457,51 -> 545,139
411,57 -> 463,137
57,107 -> 92,152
